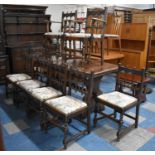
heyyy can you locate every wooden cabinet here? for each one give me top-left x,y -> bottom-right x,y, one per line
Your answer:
112,23 -> 149,69
0,4 -> 51,74
7,41 -> 43,73
147,26 -> 155,69
0,55 -> 8,84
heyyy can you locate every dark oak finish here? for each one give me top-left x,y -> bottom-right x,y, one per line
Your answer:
0,121 -> 4,151
0,55 -> 9,84
94,65 -> 146,141
42,65 -> 94,149
0,4 -> 51,74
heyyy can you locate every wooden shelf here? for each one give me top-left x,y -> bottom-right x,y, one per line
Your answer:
4,13 -> 50,18
6,32 -> 45,35
86,26 -> 104,29
111,48 -> 143,53
5,22 -> 49,24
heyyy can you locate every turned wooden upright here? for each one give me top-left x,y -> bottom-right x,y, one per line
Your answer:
0,121 -> 4,151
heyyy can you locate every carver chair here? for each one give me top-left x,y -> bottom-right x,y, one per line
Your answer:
94,65 -> 146,141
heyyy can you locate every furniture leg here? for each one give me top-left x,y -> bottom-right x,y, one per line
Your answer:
117,113 -> 123,141
5,81 -> 9,98
63,118 -> 68,149
107,38 -> 109,55
43,108 -> 48,133
87,109 -> 91,133
119,37 -> 121,52
40,106 -> 44,130
93,100 -> 98,127
135,104 -> 140,128
114,109 -> 117,118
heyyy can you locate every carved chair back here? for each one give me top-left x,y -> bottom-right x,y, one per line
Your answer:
47,62 -> 68,94
116,65 -> 146,101
68,67 -> 94,107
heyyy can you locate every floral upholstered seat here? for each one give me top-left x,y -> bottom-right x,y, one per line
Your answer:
6,73 -> 31,83
29,87 -> 62,102
16,79 -> 46,91
97,91 -> 137,109
45,96 -> 87,116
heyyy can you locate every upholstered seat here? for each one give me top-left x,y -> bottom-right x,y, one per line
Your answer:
45,96 -> 87,115
6,73 -> 31,83
94,66 -> 146,141
29,87 -> 62,102
16,79 -> 46,91
97,91 -> 137,109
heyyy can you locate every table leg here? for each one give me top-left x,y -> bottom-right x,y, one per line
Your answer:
107,38 -> 109,55
91,76 -> 105,112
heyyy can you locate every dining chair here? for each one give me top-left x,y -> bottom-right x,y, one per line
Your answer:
5,41 -> 45,97
24,60 -> 67,120
85,7 -> 107,64
61,11 -> 77,33
94,65 -> 146,141
106,15 -> 122,55
41,67 -> 94,149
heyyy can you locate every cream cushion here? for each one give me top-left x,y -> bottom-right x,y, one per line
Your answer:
97,91 -> 137,108
16,79 -> 46,91
29,87 -> 62,102
45,96 -> 87,115
6,73 -> 31,83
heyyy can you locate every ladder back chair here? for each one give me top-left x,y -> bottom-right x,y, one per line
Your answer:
25,61 -> 67,120
61,35 -> 88,63
106,14 -> 122,55
85,8 -> 107,64
13,56 -> 48,107
86,7 -> 107,34
94,65 -> 146,141
42,67 -> 94,149
61,11 -> 77,33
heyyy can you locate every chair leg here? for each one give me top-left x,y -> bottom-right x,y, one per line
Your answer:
43,108 -> 48,133
114,110 -> 117,118
87,109 -> 91,133
107,38 -> 109,55
135,104 -> 140,128
13,87 -> 19,107
63,118 -> 68,149
93,102 -> 98,127
119,38 -> 121,52
40,105 -> 45,130
117,113 -> 123,141
5,81 -> 9,98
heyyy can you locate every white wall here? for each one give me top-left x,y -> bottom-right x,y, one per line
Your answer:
45,4 -> 80,33
44,4 -> 154,32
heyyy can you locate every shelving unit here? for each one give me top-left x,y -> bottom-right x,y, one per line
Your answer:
0,4 -> 51,74
112,23 -> 149,69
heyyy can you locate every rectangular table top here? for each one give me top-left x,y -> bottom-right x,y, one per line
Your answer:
52,58 -> 118,77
